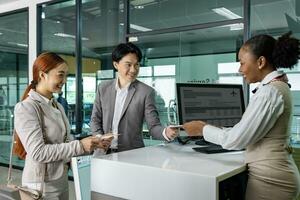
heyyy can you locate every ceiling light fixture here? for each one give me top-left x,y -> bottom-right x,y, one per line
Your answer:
220,23 -> 244,31
212,7 -> 242,19
41,12 -> 45,19
229,23 -> 244,31
130,0 -> 159,8
128,36 -> 138,42
134,5 -> 144,9
119,23 -> 152,32
130,24 -> 152,32
54,33 -> 89,41
7,42 -> 28,47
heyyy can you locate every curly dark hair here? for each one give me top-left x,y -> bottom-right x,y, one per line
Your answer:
244,32 -> 300,69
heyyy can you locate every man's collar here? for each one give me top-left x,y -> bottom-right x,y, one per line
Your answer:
115,77 -> 131,91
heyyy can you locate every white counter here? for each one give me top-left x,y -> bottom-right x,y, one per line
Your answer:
91,143 -> 246,200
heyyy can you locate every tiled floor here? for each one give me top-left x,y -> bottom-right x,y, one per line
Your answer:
0,166 -> 76,200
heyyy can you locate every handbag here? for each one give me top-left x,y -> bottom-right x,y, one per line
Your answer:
0,100 -> 46,200
0,132 -> 44,200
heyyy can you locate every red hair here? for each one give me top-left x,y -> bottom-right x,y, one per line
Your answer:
21,52 -> 66,100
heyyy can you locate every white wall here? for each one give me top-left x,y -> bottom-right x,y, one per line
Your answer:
0,0 -> 53,81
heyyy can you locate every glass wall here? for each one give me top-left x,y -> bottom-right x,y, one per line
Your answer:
250,0 -> 300,143
129,0 -> 243,33
0,10 -> 28,166
38,0 -> 245,142
131,25 -> 243,138
39,0 -> 124,135
81,0 -> 124,134
40,0 -> 76,131
36,0 -> 299,146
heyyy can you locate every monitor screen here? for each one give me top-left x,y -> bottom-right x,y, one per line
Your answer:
176,83 -> 245,127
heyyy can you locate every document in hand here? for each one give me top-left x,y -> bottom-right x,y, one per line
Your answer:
96,133 -> 119,140
169,125 -> 183,129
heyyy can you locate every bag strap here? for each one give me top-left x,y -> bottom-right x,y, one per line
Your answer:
7,130 -> 14,184
7,99 -> 46,193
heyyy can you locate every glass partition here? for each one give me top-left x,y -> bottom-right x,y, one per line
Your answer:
250,0 -> 300,143
81,0 -> 123,134
0,11 -> 28,166
131,25 -> 243,139
40,0 -> 76,132
129,0 -> 243,33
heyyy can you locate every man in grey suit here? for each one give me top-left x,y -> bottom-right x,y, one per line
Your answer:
90,43 -> 178,152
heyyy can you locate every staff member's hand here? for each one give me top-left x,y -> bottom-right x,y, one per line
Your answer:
183,121 -> 207,136
165,126 -> 179,141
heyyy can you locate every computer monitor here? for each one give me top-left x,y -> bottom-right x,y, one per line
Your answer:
176,83 -> 245,127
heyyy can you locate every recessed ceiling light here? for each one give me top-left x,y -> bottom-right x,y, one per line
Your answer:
119,23 -> 152,32
229,23 -> 244,31
130,24 -> 152,32
7,42 -> 28,47
212,7 -> 242,20
128,36 -> 138,42
134,5 -> 144,9
54,33 -> 89,41
220,23 -> 244,31
41,12 -> 45,19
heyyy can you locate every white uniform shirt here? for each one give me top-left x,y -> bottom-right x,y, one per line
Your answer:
203,71 -> 286,150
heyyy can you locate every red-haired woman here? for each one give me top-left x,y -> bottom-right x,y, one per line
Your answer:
14,52 -> 112,199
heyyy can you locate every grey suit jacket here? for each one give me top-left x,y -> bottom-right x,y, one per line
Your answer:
90,79 -> 165,151
14,90 -> 84,183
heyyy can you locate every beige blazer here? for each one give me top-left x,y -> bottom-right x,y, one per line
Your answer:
14,90 -> 84,183
90,79 -> 166,152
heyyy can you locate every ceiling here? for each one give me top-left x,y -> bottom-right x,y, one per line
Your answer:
0,0 -> 20,5
0,0 -> 299,60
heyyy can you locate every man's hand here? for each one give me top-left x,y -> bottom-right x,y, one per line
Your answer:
165,126 -> 179,141
182,121 -> 207,136
95,133 -> 114,150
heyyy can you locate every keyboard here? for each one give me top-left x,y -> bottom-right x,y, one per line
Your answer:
193,144 -> 238,154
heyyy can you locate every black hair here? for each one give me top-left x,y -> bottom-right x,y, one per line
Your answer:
243,32 -> 300,69
112,42 -> 142,63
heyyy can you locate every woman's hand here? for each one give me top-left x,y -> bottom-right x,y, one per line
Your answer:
80,136 -> 113,153
80,136 -> 101,153
182,121 -> 207,136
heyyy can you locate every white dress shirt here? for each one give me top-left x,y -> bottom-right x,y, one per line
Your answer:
40,94 -> 66,139
110,78 -> 169,149
110,80 -> 131,149
203,71 -> 286,150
